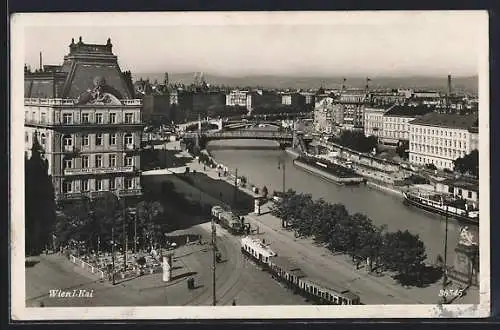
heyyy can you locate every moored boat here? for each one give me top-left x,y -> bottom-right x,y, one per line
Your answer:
402,189 -> 479,225
293,156 -> 365,185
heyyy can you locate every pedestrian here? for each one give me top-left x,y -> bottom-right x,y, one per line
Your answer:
232,299 -> 236,306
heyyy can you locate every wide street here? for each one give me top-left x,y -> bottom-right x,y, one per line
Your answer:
26,220 -> 307,307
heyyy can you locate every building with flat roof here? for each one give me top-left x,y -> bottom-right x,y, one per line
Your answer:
333,90 -> 368,131
408,113 -> 478,170
380,105 -> 434,145
364,107 -> 388,139
24,37 -> 143,203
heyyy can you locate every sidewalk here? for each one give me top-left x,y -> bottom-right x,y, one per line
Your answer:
177,149 -> 479,305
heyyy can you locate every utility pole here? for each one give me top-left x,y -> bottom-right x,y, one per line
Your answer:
442,205 -> 449,301
134,211 -> 137,254
111,227 -> 116,285
278,154 -> 286,193
233,168 -> 238,208
211,217 -> 217,306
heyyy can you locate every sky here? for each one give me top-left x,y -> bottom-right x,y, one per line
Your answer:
18,11 -> 487,77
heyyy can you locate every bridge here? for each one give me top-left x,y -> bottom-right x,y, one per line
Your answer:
180,130 -> 313,150
178,112 -> 313,132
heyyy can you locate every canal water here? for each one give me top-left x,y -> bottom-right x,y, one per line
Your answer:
207,138 -> 476,264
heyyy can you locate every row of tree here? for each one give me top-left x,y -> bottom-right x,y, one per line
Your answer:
331,131 -> 378,154
54,192 -> 167,253
271,190 -> 432,287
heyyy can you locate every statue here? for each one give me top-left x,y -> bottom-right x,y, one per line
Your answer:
459,226 -> 476,247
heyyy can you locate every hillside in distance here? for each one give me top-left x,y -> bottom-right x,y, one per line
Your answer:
132,72 -> 478,94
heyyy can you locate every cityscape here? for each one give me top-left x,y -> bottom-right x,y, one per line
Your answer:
13,11 -> 488,319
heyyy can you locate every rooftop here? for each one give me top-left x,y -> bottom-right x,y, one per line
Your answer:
384,104 -> 434,117
409,112 -> 479,130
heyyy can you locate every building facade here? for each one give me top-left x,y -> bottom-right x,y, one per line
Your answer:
363,107 -> 387,139
408,113 -> 478,170
24,37 -> 143,202
226,90 -> 248,107
380,105 -> 433,146
333,90 -> 368,131
313,97 -> 335,135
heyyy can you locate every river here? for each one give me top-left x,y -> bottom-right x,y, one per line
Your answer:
206,138 -> 475,264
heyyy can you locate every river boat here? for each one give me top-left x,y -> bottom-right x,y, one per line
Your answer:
402,189 -> 479,225
293,156 -> 365,185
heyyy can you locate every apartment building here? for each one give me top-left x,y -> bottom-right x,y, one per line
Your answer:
380,105 -> 433,145
363,107 -> 387,139
408,113 -> 478,170
226,90 -> 248,107
313,97 -> 335,135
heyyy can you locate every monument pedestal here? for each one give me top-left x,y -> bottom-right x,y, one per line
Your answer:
449,243 -> 479,287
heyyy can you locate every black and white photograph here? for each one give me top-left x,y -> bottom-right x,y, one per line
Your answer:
10,11 -> 490,319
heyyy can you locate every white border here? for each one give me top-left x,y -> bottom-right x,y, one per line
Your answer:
10,11 -> 490,320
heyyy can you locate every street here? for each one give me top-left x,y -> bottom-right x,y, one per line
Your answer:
26,220 -> 308,307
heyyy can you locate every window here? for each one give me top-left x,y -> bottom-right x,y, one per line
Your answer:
95,155 -> 103,168
82,155 -> 89,168
124,133 -> 133,146
468,191 -> 472,199
82,113 -> 90,123
458,189 -> 462,196
124,178 -> 133,189
96,133 -> 103,146
82,179 -> 89,192
109,113 -> 116,124
124,155 -> 133,167
109,133 -> 117,145
95,113 -> 103,124
124,113 -> 133,124
82,134 -> 89,146
63,158 -> 73,169
25,111 -> 28,120
109,154 -> 116,167
109,178 -> 116,190
41,113 -> 47,123
25,132 -> 29,143
96,179 -> 104,191
62,181 -> 72,193
40,133 -> 46,145
63,113 -> 73,124
63,135 -> 73,146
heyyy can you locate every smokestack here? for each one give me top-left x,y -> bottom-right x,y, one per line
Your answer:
447,74 -> 452,96
39,52 -> 43,71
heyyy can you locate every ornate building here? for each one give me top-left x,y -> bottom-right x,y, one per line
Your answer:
24,37 -> 143,203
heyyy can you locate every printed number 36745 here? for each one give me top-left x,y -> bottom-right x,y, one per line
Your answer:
439,289 -> 463,297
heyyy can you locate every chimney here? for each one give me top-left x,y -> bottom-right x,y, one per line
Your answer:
39,52 -> 43,71
447,74 -> 452,96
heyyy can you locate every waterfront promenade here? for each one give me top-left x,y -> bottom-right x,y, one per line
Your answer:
158,143 -> 478,305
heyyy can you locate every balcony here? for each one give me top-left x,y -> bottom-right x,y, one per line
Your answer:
117,188 -> 143,197
62,145 -> 80,154
64,166 -> 136,176
25,98 -> 142,107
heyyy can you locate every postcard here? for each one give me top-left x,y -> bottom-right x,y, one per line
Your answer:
10,10 -> 490,320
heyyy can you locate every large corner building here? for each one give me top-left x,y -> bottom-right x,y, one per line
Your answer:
24,37 -> 143,202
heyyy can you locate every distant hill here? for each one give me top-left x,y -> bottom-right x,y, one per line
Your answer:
132,72 -> 478,94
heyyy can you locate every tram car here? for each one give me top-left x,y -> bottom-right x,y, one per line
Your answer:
240,236 -> 277,266
240,237 -> 362,305
211,205 -> 224,220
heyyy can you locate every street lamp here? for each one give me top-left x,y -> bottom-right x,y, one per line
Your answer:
277,153 -> 286,194
442,202 -> 449,303
211,217 -> 217,306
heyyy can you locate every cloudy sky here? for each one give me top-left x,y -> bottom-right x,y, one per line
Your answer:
18,11 -> 487,77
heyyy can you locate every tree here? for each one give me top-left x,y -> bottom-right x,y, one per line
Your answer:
25,136 -> 56,257
381,230 -> 427,284
136,200 -> 165,250
453,149 -> 479,177
396,140 -> 409,159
